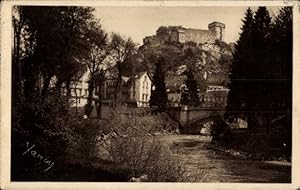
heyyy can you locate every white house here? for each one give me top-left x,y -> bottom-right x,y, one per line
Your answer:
68,72 -> 92,107
129,72 -> 152,107
69,79 -> 90,108
49,74 -> 91,108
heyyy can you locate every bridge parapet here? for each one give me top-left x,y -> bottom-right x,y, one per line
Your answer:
167,106 -> 226,134
168,106 -> 226,125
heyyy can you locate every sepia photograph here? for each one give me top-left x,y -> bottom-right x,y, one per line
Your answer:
1,1 -> 297,188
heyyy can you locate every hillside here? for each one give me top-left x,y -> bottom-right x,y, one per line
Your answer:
136,37 -> 234,92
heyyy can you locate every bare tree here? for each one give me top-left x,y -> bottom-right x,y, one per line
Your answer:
82,21 -> 111,116
110,33 -> 136,104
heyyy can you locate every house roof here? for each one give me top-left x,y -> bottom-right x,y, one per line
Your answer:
105,72 -> 151,86
121,76 -> 131,83
132,71 -> 148,79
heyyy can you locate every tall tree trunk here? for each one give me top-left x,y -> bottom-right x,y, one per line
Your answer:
116,61 -> 123,105
86,77 -> 95,117
23,61 -> 37,99
41,74 -> 52,97
55,79 -> 63,94
65,80 -> 71,103
87,78 -> 95,106
97,84 -> 103,118
74,85 -> 78,115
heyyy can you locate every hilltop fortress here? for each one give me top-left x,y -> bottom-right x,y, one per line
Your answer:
143,21 -> 225,45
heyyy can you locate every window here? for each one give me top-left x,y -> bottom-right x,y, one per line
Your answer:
143,76 -> 148,90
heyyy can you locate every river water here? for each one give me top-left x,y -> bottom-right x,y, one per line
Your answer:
164,135 -> 291,183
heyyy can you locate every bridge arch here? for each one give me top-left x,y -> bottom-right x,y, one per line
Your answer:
181,115 -> 221,134
167,106 -> 226,134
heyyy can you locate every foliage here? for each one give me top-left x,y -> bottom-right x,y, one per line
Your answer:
11,6 -> 107,179
12,5 -> 100,144
215,39 -> 234,51
14,7 -> 96,98
104,107 -> 186,182
149,58 -> 168,112
268,7 -> 292,108
138,42 -> 183,73
180,69 -> 200,106
11,92 -> 82,178
138,33 -> 233,95
156,26 -> 170,42
225,7 -> 292,159
11,93 -> 115,179
227,7 -> 291,124
110,33 -> 137,103
81,21 -> 110,114
227,7 -> 255,115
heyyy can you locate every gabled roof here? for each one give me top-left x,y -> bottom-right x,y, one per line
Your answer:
132,71 -> 148,79
121,76 -> 131,83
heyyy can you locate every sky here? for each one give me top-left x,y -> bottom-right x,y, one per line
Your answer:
94,6 -> 280,45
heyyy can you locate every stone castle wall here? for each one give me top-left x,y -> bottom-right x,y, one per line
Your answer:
143,22 -> 225,46
179,29 -> 217,44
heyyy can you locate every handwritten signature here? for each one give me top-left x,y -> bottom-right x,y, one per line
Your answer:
22,142 -> 55,172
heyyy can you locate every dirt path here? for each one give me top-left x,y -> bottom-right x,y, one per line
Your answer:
163,135 -> 291,183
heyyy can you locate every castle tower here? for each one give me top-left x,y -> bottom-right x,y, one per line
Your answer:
208,21 -> 225,41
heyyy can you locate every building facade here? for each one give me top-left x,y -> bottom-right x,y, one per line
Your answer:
200,85 -> 229,107
129,72 -> 152,107
49,74 -> 93,108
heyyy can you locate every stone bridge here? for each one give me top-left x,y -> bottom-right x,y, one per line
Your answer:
167,106 -> 226,134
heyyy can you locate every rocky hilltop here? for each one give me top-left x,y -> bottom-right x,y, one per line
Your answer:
136,24 -> 234,92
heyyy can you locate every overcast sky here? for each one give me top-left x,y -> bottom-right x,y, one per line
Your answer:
94,6 -> 280,45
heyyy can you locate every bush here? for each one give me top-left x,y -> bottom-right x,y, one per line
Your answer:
210,115 -> 291,161
104,106 -> 185,182
14,93 -> 80,155
12,92 -> 84,179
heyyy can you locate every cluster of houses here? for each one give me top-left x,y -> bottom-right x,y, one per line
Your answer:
67,71 -> 229,110
69,72 -> 152,108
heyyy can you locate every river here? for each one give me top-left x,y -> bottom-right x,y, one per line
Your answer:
163,135 -> 291,183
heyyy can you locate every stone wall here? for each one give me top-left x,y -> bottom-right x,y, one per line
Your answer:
208,22 -> 225,41
181,29 -> 216,44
